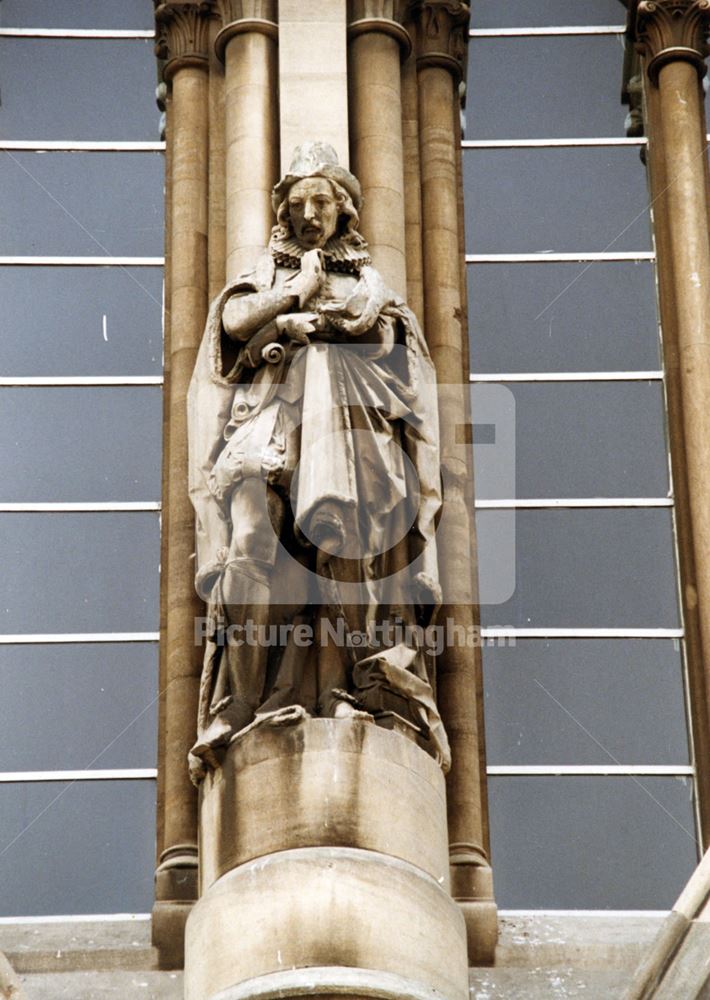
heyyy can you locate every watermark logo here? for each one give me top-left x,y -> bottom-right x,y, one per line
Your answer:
194,615 -> 516,653
195,346 -> 516,609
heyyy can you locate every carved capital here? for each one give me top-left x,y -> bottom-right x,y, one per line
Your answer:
635,0 -> 710,82
214,0 -> 277,62
409,1 -> 470,81
349,1 -> 412,59
155,1 -> 212,81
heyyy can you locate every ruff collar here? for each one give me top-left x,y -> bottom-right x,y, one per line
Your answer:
269,227 -> 371,275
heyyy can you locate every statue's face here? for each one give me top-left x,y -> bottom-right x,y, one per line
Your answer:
287,177 -> 339,249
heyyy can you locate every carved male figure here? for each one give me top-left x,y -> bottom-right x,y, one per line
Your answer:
188,142 -> 449,779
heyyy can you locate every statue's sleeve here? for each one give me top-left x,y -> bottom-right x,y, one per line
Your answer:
187,258 -> 275,598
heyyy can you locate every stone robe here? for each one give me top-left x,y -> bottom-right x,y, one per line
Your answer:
187,243 -> 450,771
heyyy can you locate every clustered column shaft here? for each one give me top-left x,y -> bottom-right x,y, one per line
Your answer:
216,1 -> 278,281
153,0 -> 499,970
635,0 -> 710,844
412,0 -> 497,963
348,3 -> 410,298
152,0 -> 211,968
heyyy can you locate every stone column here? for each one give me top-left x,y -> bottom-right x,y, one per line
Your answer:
279,1 -> 349,168
411,0 -> 497,963
152,0 -> 211,969
348,2 -> 411,298
208,10 -> 227,299
155,81 -> 172,876
215,0 -> 278,281
635,0 -> 710,844
186,722 -> 469,1000
401,10 -> 425,326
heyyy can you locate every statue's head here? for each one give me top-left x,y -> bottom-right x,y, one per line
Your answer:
272,142 -> 363,248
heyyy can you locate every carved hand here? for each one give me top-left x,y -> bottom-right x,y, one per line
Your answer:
276,311 -> 318,345
283,248 -> 325,307
241,445 -> 286,484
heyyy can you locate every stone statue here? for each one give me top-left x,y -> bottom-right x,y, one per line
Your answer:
187,142 -> 450,781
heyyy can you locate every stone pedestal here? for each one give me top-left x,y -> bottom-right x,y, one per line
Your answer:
185,719 -> 469,1000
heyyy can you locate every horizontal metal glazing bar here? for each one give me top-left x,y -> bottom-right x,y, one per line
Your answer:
0,769 -> 157,782
0,257 -> 164,266
0,141 -> 165,152
0,502 -> 161,512
0,910 -> 671,923
463,138 -> 646,148
0,633 -> 159,644
475,498 -> 673,509
470,26 -> 625,37
463,137 -> 710,148
481,627 -> 684,639
501,910 -> 671,917
469,372 -> 664,382
3,767 -> 691,780
0,628 -> 684,644
466,252 -> 656,263
0,376 -> 163,386
0,28 -> 154,38
0,914 -> 152,924
487,765 -> 694,776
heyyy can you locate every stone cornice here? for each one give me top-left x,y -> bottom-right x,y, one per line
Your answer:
213,0 -> 277,62
154,1 -> 212,81
408,0 -> 470,81
635,0 -> 710,81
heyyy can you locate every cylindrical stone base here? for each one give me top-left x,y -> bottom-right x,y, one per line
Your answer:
187,845 -> 468,1000
185,719 -> 469,1000
211,966 -> 459,1000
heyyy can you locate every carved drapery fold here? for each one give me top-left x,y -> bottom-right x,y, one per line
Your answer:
636,0 -> 710,81
409,0 -> 470,81
155,1 -> 213,80
214,0 -> 277,62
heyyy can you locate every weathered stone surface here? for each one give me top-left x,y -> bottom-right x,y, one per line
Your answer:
19,970 -> 183,999
185,846 -> 468,1000
279,1 -> 350,169
468,967 -> 630,999
188,142 -> 450,780
199,717 -> 450,892
2,919 -> 155,974
187,714 -> 467,1000
496,914 -> 666,972
0,950 -> 24,999
2,914 -> 668,998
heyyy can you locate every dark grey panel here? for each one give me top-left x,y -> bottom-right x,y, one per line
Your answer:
471,381 -> 670,499
0,153 -> 164,256
463,147 -> 651,253
0,513 -> 159,632
0,1 -> 153,29
0,267 -> 163,376
476,508 -> 680,625
467,36 -> 628,139
488,776 -> 697,909
471,1 -> 625,28
0,388 -> 162,502
0,39 -> 159,140
0,780 -> 155,916
482,639 -> 689,765
466,261 -> 660,373
0,643 -> 157,771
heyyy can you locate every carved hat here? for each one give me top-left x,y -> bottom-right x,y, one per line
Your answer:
271,141 -> 363,214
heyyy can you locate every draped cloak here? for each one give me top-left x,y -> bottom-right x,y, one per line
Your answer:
186,246 -> 450,770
